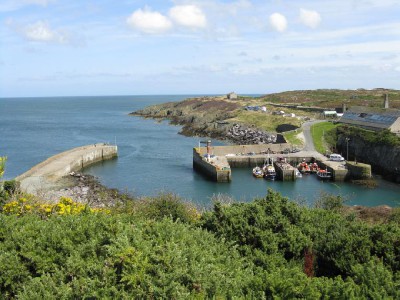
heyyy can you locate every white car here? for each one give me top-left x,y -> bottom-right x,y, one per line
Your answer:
329,153 -> 345,162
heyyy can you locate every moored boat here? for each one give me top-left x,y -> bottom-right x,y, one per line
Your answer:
263,156 -> 276,180
310,162 -> 319,173
298,161 -> 311,174
317,169 -> 332,180
263,164 -> 276,180
252,166 -> 264,178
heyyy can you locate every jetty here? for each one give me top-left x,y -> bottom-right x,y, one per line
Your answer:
193,142 -> 368,182
16,143 -> 118,194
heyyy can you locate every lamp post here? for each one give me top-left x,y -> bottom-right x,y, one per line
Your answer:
345,138 -> 350,161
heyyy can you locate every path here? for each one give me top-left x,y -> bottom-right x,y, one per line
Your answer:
301,120 -> 326,152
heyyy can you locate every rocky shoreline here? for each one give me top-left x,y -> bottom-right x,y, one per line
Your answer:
131,97 -> 279,145
40,173 -> 128,208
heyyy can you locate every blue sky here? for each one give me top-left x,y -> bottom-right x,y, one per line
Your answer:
1,0 -> 400,97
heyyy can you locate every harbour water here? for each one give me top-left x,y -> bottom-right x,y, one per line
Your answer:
1,95 -> 399,208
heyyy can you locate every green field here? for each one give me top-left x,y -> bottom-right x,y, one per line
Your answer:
229,110 -> 302,132
311,122 -> 338,153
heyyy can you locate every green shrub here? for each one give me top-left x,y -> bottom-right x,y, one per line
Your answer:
0,213 -> 251,298
314,192 -> 346,212
134,192 -> 200,224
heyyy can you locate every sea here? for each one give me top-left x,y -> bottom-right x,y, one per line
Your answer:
0,95 -> 399,208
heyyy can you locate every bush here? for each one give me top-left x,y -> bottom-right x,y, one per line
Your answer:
314,192 -> 346,212
0,214 -> 252,298
3,180 -> 18,196
133,192 -> 200,224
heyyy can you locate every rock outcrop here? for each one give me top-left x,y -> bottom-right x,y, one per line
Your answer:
132,97 -> 277,144
227,124 -> 276,144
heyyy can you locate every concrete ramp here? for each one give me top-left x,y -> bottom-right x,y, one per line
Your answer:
16,143 -> 118,195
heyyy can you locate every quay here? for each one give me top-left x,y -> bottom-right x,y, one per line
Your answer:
193,142 -> 370,182
16,143 -> 118,194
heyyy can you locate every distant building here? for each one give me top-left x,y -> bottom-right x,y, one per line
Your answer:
323,110 -> 338,118
227,92 -> 238,100
339,106 -> 400,134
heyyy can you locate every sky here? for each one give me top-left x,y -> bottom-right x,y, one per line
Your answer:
1,0 -> 400,97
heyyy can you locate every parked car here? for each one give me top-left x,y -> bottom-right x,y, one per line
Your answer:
281,148 -> 290,154
291,148 -> 301,153
329,153 -> 345,161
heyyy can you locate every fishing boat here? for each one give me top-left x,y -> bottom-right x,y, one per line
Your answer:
317,169 -> 332,180
252,166 -> 264,178
263,157 -> 276,180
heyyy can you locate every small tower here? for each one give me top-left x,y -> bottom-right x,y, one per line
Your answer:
342,103 -> 347,112
384,93 -> 390,109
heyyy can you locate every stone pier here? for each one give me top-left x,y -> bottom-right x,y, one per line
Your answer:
16,143 -> 118,194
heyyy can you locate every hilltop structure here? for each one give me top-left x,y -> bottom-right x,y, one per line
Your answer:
227,92 -> 238,100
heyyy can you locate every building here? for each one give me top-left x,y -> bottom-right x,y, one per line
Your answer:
227,92 -> 238,100
323,110 -> 338,118
339,106 -> 400,134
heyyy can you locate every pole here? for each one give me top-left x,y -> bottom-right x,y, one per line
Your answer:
346,138 -> 350,161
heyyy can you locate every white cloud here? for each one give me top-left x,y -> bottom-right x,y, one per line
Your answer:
21,21 -> 68,43
169,5 -> 207,29
299,8 -> 321,29
269,13 -> 287,33
127,8 -> 172,34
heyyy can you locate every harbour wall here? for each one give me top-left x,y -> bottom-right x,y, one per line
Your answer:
193,144 -> 361,182
193,149 -> 231,182
16,144 -> 118,194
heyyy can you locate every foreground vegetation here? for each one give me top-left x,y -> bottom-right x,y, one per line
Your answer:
1,186 -> 399,299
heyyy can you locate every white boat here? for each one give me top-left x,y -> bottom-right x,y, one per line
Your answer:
295,169 -> 303,178
264,165 -> 276,180
263,157 -> 276,180
252,166 -> 264,178
317,169 -> 332,180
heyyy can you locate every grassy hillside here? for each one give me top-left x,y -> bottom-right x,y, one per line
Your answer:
260,88 -> 400,109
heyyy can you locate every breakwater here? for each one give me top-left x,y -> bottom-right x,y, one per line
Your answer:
16,144 -> 118,194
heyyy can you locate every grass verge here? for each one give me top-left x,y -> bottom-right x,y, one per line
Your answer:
311,121 -> 338,153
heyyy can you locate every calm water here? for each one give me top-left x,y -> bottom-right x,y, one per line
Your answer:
0,96 -> 399,208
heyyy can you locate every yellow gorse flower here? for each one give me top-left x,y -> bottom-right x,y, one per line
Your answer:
2,196 -> 108,217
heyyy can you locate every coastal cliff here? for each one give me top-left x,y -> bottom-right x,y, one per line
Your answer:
340,139 -> 400,181
336,127 -> 400,181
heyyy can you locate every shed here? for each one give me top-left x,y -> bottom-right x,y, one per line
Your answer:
323,111 -> 337,118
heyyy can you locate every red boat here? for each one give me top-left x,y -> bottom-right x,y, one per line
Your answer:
298,161 -> 310,174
